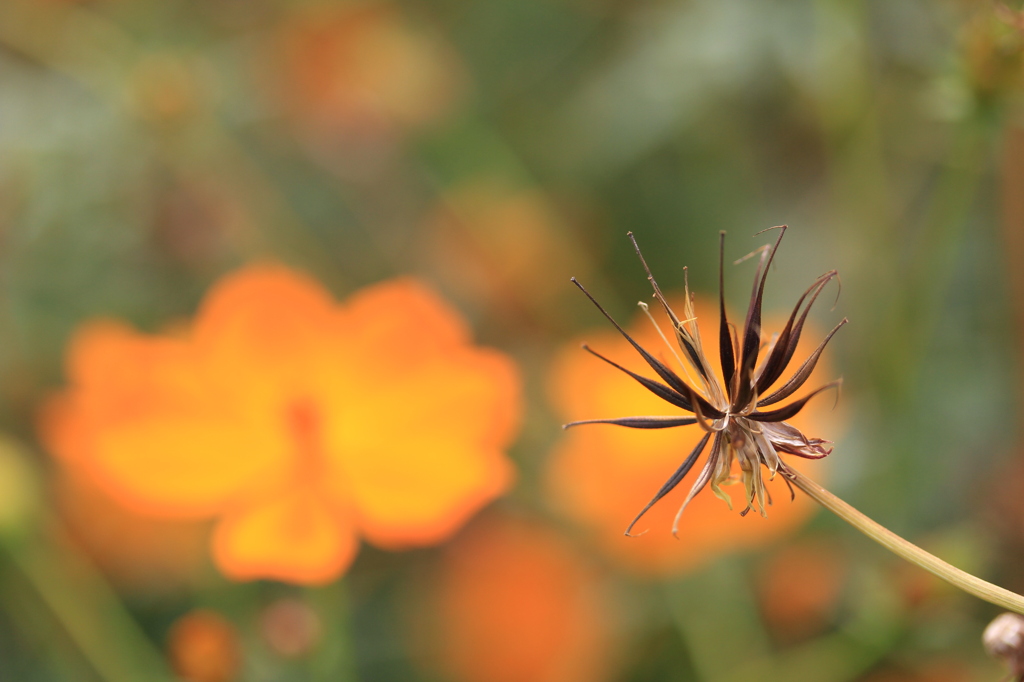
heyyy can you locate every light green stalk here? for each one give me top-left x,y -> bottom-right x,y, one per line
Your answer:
786,465 -> 1024,615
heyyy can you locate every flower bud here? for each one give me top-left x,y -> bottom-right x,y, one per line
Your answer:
983,612 -> 1024,677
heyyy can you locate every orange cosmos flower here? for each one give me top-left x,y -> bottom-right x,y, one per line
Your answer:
40,266 -> 521,584
546,283 -> 840,576
755,537 -> 847,641
423,514 -> 612,682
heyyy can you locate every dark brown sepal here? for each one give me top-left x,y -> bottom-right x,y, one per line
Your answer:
755,270 -> 839,396
758,319 -> 847,407
581,345 -> 695,412
572,278 -> 723,418
747,379 -> 842,422
624,432 -> 712,536
563,416 -> 698,430
733,226 -> 787,410
718,231 -> 737,398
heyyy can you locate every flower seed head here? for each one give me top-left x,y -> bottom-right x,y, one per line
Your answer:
567,228 -> 845,536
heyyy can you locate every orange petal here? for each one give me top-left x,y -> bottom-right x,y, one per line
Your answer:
335,348 -> 521,457
344,441 -> 514,549
195,264 -> 338,349
336,363 -> 518,547
344,277 -> 474,354
43,322 -> 287,517
65,320 -> 195,394
187,264 -> 358,446
64,320 -> 212,422
193,264 -> 346,391
321,279 -> 521,548
91,416 -> 287,517
211,492 -> 358,584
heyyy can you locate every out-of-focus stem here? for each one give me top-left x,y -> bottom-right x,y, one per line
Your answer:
306,583 -> 358,682
785,465 -> 1024,615
6,534 -> 174,682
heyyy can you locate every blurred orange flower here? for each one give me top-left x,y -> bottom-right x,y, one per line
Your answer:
166,610 -> 240,682
755,537 -> 847,641
40,266 -> 521,584
425,514 -> 612,682
274,3 -> 463,145
546,297 -> 840,576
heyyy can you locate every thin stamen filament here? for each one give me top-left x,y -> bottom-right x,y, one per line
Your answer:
785,465 -> 1024,615
638,302 -> 707,397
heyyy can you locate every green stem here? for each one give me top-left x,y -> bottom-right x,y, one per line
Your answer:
785,465 -> 1024,615
5,532 -> 174,682
306,582 -> 358,682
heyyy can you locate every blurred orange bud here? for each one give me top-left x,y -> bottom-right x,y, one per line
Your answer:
40,266 -> 521,584
259,597 -> 322,659
167,610 -> 240,682
756,537 -> 846,641
273,3 -> 463,148
424,514 -> 613,682
546,297 -> 840,576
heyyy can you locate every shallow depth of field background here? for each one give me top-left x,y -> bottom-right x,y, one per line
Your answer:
2,0 -> 1024,680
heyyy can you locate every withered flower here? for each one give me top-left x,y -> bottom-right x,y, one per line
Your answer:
567,227 -> 845,535
567,229 -> 1024,619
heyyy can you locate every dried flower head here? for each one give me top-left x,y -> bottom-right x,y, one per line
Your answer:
568,228 -> 846,536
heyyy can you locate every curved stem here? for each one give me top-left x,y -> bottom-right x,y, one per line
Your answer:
785,465 -> 1024,615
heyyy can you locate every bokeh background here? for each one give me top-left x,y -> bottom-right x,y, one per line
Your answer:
2,0 -> 1024,680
